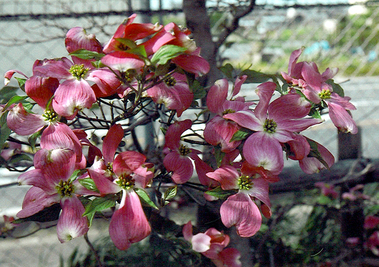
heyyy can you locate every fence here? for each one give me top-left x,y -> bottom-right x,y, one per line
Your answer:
0,0 -> 379,266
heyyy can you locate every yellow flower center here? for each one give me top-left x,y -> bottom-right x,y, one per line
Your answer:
56,180 -> 75,197
116,174 -> 135,190
179,144 -> 191,156
319,89 -> 332,100
238,175 -> 254,190
263,119 -> 277,134
69,64 -> 89,80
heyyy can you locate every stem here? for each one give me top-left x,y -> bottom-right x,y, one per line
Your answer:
84,233 -> 103,267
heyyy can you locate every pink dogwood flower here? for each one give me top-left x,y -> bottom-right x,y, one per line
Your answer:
204,76 -> 253,153
163,119 -> 212,184
206,162 -> 274,237
17,148 -> 96,242
282,48 -> 357,134
88,124 -> 153,250
224,81 -> 321,175
183,221 -> 241,267
146,73 -> 193,117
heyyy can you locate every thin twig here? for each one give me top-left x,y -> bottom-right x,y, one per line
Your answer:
83,233 -> 103,267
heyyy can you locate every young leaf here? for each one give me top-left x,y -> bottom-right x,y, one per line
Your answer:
230,128 -> 252,142
219,63 -> 234,80
83,195 -> 116,227
78,177 -> 99,192
240,69 -> 272,83
4,95 -> 28,110
205,186 -> 237,199
0,86 -> 20,104
0,124 -> 11,152
326,79 -> 344,97
307,139 -> 330,170
163,186 -> 178,201
151,45 -> 187,65
190,79 -> 206,100
69,49 -> 105,61
135,188 -> 159,210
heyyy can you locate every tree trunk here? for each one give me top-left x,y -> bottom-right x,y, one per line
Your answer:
182,0 -> 220,87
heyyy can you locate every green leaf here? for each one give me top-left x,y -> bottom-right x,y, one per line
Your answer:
308,107 -> 322,119
128,45 -> 147,58
0,123 -> 11,151
240,69 -> 272,83
151,45 -> 187,65
307,138 -> 330,170
69,49 -> 105,61
115,38 -> 137,49
14,77 -> 26,90
230,128 -> 251,142
163,186 -> 177,201
205,186 -> 237,199
83,195 -> 116,227
325,79 -> 344,97
8,153 -> 33,164
78,177 -> 99,192
214,146 -> 225,168
0,86 -> 20,104
219,63 -> 235,80
190,79 -> 206,100
316,195 -> 332,205
135,188 -> 159,210
28,129 -> 43,151
4,95 -> 28,110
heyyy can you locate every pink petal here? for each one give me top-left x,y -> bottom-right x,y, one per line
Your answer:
40,123 -> 83,163
164,119 -> 192,150
25,76 -> 58,108
206,165 -> 239,190
215,248 -> 242,267
32,57 -> 73,79
65,27 -> 103,67
243,132 -> 284,175
268,93 -> 311,120
206,79 -> 228,114
17,187 -> 60,218
365,216 -> 379,229
192,233 -> 211,253
327,100 -> 358,134
299,140 -> 335,174
34,148 -> 76,184
232,75 -> 247,97
220,192 -> 262,237
254,82 -> 276,121
7,103 -> 46,135
287,134 -> 311,160
223,110 -> 262,132
142,30 -> 176,56
88,168 -> 120,195
87,68 -> 121,98
52,79 -> 96,119
182,221 -> 193,241
203,116 -> 241,153
172,54 -> 210,75
287,48 -> 304,76
4,69 -> 28,85
192,155 -> 217,187
113,151 -> 146,176
102,124 -> 124,164
101,51 -> 145,72
109,191 -> 151,250
163,151 -> 194,184
247,177 -> 271,218
57,196 -> 89,243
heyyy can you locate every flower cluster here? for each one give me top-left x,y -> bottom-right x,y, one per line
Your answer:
0,13 -> 358,264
